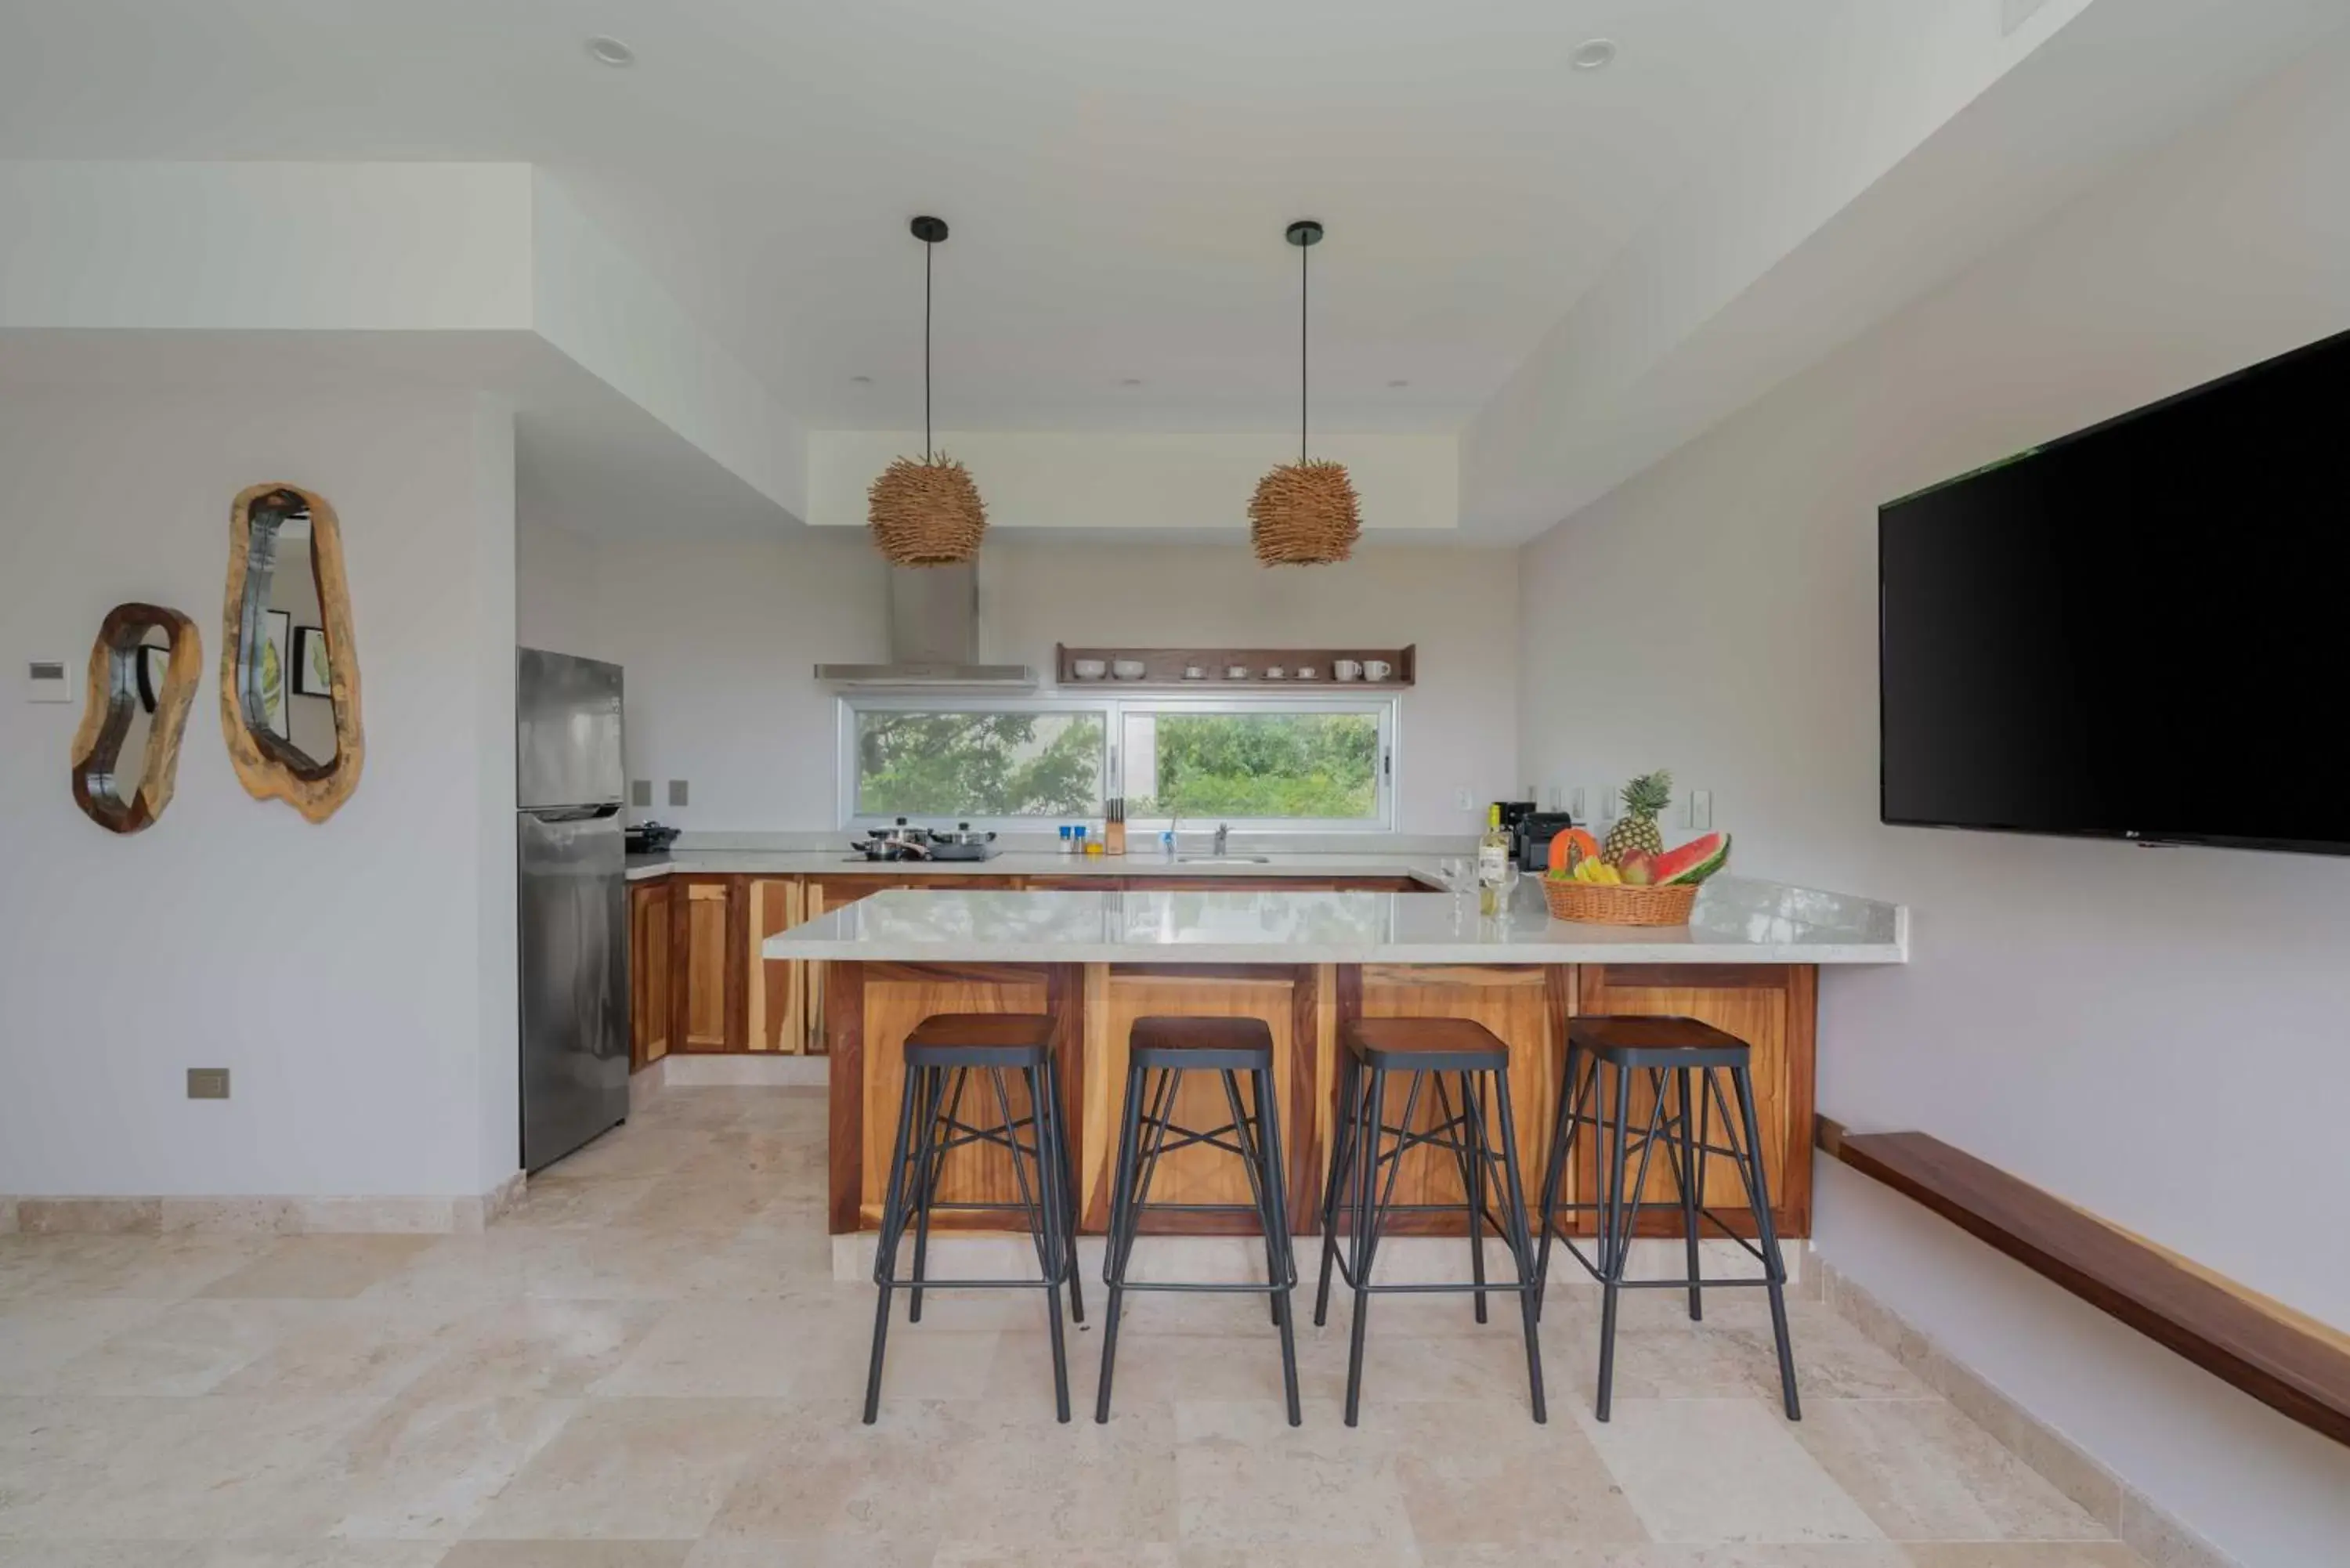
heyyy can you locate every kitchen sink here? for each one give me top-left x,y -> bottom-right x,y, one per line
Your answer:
1173,855 -> 1273,864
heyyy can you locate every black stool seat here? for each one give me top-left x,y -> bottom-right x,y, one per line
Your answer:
1567,1013 -> 1748,1068
906,1013 -> 1054,1067
1343,1017 -> 1508,1071
1131,1015 -> 1274,1069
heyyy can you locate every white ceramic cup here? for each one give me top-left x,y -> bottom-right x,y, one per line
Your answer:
1226,664 -> 1250,680
1112,659 -> 1147,680
1332,659 -> 1362,681
1072,659 -> 1107,680
1362,659 -> 1393,681
1295,665 -> 1318,680
1264,666 -> 1286,680
1182,665 -> 1206,680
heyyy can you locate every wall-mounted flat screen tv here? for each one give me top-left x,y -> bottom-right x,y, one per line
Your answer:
1880,327 -> 2350,856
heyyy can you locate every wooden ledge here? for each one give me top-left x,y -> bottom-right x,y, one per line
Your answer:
1817,1118 -> 2350,1447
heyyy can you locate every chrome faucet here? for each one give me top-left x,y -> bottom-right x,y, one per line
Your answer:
1213,823 -> 1230,857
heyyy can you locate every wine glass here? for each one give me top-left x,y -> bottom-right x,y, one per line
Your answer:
1437,856 -> 1471,910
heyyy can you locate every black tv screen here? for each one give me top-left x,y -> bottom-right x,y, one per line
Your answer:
1880,327 -> 2350,856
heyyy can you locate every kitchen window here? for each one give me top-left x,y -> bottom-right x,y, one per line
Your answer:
841,695 -> 1395,833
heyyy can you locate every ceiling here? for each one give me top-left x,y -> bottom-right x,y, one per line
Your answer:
0,0 -> 1844,435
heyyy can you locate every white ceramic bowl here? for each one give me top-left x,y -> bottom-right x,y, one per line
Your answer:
1072,659 -> 1108,680
1111,659 -> 1148,681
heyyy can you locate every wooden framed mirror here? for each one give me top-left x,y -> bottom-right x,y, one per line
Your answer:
70,603 -> 203,834
219,482 -> 364,822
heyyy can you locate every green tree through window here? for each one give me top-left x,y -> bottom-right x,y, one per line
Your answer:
855,710 -> 1104,818
1127,712 -> 1379,820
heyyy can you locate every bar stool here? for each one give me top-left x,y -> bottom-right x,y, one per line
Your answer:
1314,1017 -> 1546,1426
1098,1016 -> 1300,1426
1534,1014 -> 1800,1422
866,1013 -> 1083,1424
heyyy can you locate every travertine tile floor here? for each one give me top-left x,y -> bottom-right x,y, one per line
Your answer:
0,1087 -> 2149,1566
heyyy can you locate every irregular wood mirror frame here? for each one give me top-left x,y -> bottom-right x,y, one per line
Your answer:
70,603 -> 202,834
219,482 -> 365,822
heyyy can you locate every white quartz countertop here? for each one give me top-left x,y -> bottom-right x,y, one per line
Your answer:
628,849 -> 1446,886
760,876 -> 1907,966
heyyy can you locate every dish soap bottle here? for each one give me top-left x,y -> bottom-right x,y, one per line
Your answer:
1477,803 -> 1512,916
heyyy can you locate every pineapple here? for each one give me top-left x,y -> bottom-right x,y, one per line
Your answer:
1603,770 -> 1672,865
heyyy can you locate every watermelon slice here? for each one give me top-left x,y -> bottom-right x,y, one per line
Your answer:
1650,832 -> 1730,887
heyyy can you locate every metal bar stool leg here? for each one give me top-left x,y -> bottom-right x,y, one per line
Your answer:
1342,1064 -> 1386,1428
864,1063 -> 927,1425
1488,1065 -> 1548,1424
1676,1065 -> 1703,1322
1314,1053 -> 1361,1328
907,1064 -> 960,1324
1594,1058 -> 1632,1423
1253,1060 -> 1303,1426
1435,1073 -> 1488,1324
983,1065 -> 1068,1423
1535,1039 -> 1589,1321
1727,1063 -> 1801,1421
1098,1066 -> 1180,1422
1043,1053 -> 1084,1325
1217,1070 -> 1280,1328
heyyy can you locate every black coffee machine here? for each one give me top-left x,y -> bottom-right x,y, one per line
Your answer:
1513,810 -> 1580,871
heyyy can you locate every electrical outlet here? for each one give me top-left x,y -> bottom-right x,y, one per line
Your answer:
1597,785 -> 1618,822
630,779 -> 653,808
25,658 -> 71,703
1569,786 -> 1587,821
186,1068 -> 230,1100
1453,787 -> 1473,812
1689,789 -> 1713,830
667,779 -> 689,808
1546,785 -> 1566,811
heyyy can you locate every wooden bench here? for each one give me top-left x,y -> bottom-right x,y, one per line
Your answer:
1816,1119 -> 2350,1447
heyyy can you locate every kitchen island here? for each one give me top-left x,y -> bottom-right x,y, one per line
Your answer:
763,878 -> 1906,1248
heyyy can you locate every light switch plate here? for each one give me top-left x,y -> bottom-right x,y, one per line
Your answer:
1597,785 -> 1618,822
1569,787 -> 1587,821
630,779 -> 652,808
1452,788 -> 1473,812
186,1068 -> 230,1100
667,779 -> 689,808
25,658 -> 71,703
1689,789 -> 1713,830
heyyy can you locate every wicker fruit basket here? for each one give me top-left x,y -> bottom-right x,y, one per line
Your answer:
1542,877 -> 1698,927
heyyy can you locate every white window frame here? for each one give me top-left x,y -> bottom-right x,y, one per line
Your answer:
838,693 -> 1397,835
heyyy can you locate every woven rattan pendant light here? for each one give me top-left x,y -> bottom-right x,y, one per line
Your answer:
867,216 -> 988,566
1249,219 -> 1360,566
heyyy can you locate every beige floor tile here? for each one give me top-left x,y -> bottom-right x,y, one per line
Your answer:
465,1396 -> 783,1541
1418,1548 -> 1911,1566
193,1545 -> 450,1566
940,1399 -> 1179,1547
1574,1398 -> 1885,1545
1902,1547 -> 2150,1567
197,1237 -> 442,1299
618,1174 -> 801,1232
210,1300 -> 469,1399
398,1299 -> 667,1400
1790,1401 -> 2112,1544
992,1322 -> 1344,1408
0,1297 -> 169,1393
317,1391 -> 580,1539
0,1393 -> 378,1539
0,1234 -> 269,1301
703,1395 -> 967,1545
1173,1397 -> 1417,1548
0,1544 -> 208,1566
940,1546 -> 1181,1566
42,1299 -> 315,1396
682,1537 -> 935,1566
1181,1548 -> 1425,1568
589,1300 -> 850,1396
1376,1398 -> 1648,1546
500,1178 -> 665,1230
436,1545 -> 693,1567
791,1314 -> 1003,1404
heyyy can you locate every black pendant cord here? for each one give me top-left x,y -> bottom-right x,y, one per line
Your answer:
1300,235 -> 1309,465
924,238 -> 935,463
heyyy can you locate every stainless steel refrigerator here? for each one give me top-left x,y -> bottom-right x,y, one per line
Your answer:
517,649 -> 630,1172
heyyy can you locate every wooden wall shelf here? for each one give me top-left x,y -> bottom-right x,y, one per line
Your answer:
1817,1119 -> 2350,1447
1054,643 -> 1415,692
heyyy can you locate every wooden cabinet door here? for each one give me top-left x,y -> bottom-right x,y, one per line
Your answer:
673,875 -> 747,1053
1575,963 -> 1817,1236
746,876 -> 807,1053
627,880 -> 673,1071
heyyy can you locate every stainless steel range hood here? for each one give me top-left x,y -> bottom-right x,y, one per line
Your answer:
815,562 -> 1036,690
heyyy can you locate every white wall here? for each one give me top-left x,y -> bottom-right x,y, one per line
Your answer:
512,517 -> 1517,836
0,385 -> 519,1200
1517,40 -> 2350,1565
